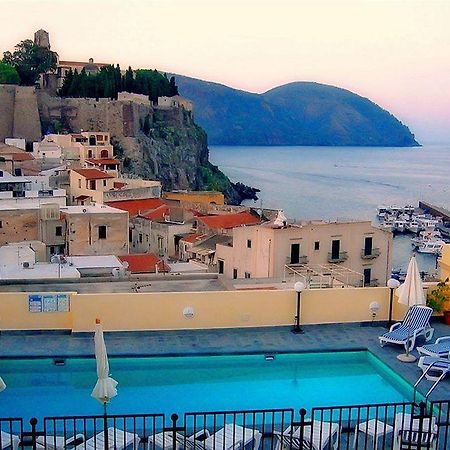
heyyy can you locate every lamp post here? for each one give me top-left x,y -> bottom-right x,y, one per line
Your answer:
387,278 -> 400,328
292,281 -> 306,334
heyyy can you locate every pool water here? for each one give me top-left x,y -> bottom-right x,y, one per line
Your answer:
0,351 -> 414,420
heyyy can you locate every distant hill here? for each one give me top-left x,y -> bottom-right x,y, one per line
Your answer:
173,76 -> 419,147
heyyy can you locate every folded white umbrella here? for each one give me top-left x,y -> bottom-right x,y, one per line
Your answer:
91,320 -> 118,406
396,254 -> 426,362
397,254 -> 426,307
0,376 -> 5,392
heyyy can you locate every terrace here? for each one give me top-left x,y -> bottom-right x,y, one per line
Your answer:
1,248 -> 450,449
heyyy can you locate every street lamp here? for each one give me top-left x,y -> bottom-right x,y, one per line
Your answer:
292,281 -> 306,334
387,278 -> 400,328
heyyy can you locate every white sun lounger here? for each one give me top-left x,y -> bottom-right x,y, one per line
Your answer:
379,306 -> 434,352
274,420 -> 340,450
36,433 -> 84,449
74,427 -> 139,450
417,336 -> 450,358
418,356 -> 450,381
196,424 -> 262,450
148,429 -> 210,450
393,413 -> 438,450
0,430 -> 20,450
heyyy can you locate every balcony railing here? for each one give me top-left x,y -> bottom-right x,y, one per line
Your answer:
361,248 -> 381,259
327,251 -> 348,263
286,255 -> 309,265
2,400 -> 449,450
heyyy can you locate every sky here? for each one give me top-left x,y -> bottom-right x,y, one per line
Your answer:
1,0 -> 449,143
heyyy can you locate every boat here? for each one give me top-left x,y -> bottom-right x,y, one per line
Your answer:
393,219 -> 408,233
411,230 -> 442,247
406,220 -> 420,233
377,206 -> 390,218
415,215 -> 442,231
417,239 -> 445,255
379,220 -> 394,232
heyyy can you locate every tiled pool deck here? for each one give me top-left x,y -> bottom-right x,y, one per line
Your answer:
1,321 -> 449,401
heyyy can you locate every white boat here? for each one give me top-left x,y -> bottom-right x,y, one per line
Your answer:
417,239 -> 445,254
406,220 -> 420,233
380,220 -> 394,232
411,230 -> 442,247
393,219 -> 408,233
377,206 -> 390,218
416,216 -> 441,231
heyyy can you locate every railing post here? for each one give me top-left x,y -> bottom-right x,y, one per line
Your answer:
418,401 -> 426,450
29,418 -> 38,450
171,414 -> 178,450
298,409 -> 306,450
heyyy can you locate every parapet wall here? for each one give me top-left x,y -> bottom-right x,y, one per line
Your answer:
0,286 -> 395,332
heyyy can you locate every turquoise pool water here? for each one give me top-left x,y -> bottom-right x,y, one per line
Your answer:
0,351 -> 414,420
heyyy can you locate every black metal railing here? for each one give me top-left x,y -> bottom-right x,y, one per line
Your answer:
2,400 -> 450,450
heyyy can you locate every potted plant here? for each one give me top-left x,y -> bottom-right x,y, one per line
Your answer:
427,278 -> 450,325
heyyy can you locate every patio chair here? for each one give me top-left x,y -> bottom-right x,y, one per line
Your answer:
393,413 -> 438,450
274,420 -> 340,450
148,429 -> 210,450
0,430 -> 20,450
36,433 -> 84,450
74,427 -> 140,450
418,356 -> 450,381
417,336 -> 450,358
195,424 -> 262,450
379,306 -> 434,352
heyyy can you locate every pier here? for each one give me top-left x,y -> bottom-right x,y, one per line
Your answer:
419,201 -> 450,222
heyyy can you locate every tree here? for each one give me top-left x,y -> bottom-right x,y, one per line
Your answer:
3,39 -> 57,86
169,76 -> 178,96
0,62 -> 20,84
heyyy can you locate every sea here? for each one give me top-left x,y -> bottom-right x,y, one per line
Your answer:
209,144 -> 450,274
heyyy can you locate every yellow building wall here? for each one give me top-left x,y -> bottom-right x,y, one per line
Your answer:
163,191 -> 225,205
0,287 -> 392,332
439,244 -> 450,281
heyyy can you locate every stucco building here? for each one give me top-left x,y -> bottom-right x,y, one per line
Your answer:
216,219 -> 393,286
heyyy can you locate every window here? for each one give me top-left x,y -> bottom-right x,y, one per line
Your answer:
98,225 -> 107,239
90,180 -> 96,190
103,179 -> 107,187
364,237 -> 373,256
331,240 -> 340,259
55,226 -> 62,237
50,246 -> 55,255
314,241 -> 320,251
129,229 -> 132,242
88,150 -> 93,158
244,272 -> 251,279
139,233 -> 143,244
0,220 -> 2,229
218,260 -> 224,274
363,268 -> 371,286
233,268 -> 238,279
100,149 -> 109,158
290,243 -> 300,264
247,239 -> 252,249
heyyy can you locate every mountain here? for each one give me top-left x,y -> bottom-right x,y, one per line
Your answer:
173,76 -> 419,147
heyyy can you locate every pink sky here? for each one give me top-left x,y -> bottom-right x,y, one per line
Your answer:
2,0 -> 450,142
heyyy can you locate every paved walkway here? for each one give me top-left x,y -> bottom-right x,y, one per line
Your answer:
1,321 -> 449,400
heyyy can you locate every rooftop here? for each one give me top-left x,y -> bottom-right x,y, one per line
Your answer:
72,168 -> 115,180
118,254 -> 169,273
139,204 -> 171,220
85,158 -> 120,165
105,198 -> 166,216
61,204 -> 127,215
198,211 -> 261,229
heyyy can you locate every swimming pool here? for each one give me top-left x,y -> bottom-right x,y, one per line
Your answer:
0,351 -> 415,420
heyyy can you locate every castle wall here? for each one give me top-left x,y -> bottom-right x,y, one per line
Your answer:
0,85 -> 16,141
0,85 -> 42,142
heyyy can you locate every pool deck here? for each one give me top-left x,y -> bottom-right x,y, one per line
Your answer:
1,321 -> 449,402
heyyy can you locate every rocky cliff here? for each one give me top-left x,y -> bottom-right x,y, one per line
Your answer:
36,91 -> 251,203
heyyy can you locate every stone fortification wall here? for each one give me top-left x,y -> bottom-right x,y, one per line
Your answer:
0,85 -> 41,142
0,85 -> 15,140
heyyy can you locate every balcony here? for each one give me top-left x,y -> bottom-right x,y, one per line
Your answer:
360,248 -> 381,260
366,278 -> 379,287
286,255 -> 309,266
327,251 -> 348,263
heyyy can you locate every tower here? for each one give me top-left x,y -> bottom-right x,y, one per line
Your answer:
34,29 -> 50,49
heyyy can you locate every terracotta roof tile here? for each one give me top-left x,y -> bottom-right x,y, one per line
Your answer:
105,198 -> 165,216
118,254 -> 169,274
12,153 -> 35,161
198,211 -> 260,230
72,168 -> 114,180
86,158 -> 120,165
180,233 -> 206,244
139,204 -> 171,220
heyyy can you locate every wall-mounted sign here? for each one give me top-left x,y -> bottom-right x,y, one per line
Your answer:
28,293 -> 70,313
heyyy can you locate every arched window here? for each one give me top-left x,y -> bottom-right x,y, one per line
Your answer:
89,135 -> 96,146
100,149 -> 109,158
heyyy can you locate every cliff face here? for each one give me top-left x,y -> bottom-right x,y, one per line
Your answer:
36,92 -> 247,203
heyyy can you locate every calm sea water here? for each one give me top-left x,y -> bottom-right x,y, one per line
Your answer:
210,144 -> 450,272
